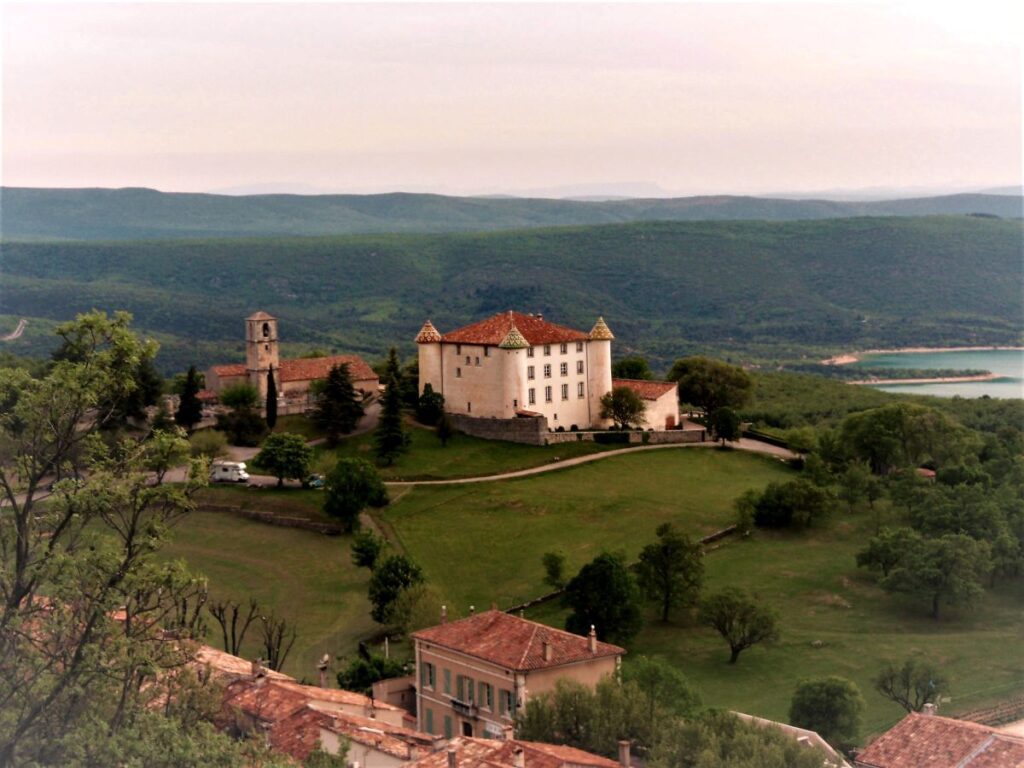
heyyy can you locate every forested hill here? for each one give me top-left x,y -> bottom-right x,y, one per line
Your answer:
2,216 -> 1020,374
1,186 -> 1021,240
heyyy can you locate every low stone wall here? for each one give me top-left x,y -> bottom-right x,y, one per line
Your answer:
199,503 -> 343,535
450,413 -> 548,445
544,428 -> 706,445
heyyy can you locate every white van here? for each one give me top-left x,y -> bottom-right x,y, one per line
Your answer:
210,461 -> 250,483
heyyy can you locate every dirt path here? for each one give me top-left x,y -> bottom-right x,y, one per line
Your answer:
385,437 -> 798,487
0,319 -> 27,341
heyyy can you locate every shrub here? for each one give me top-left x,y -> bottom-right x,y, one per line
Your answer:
188,429 -> 228,459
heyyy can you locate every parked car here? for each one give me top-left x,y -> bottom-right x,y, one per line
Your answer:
210,461 -> 250,483
304,474 -> 325,489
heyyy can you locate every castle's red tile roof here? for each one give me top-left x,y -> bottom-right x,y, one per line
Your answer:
855,713 -> 1024,768
271,705 -> 436,762
210,355 -> 377,384
408,737 -> 619,768
441,312 -> 588,346
411,610 -> 624,672
612,378 -> 678,401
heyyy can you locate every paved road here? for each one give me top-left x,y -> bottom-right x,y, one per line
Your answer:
0,318 -> 27,341
386,437 -> 799,487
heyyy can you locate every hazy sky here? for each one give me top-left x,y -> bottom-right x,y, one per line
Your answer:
2,2 -> 1021,196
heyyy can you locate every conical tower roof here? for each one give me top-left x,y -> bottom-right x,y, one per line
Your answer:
589,316 -> 614,340
415,319 -> 442,344
498,320 -> 530,349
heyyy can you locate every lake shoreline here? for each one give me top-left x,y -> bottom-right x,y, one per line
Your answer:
822,345 -> 1024,367
849,372 -> 1003,386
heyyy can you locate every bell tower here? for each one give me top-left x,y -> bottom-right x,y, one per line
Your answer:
245,311 -> 279,398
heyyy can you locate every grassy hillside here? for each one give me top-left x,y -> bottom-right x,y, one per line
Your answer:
2,217 -> 1020,373
1,186 -> 1020,241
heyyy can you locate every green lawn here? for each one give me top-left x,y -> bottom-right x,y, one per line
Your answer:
270,414 -> 326,441
323,423 -> 617,481
195,485 -> 330,522
380,448 -> 794,610
161,511 -> 375,680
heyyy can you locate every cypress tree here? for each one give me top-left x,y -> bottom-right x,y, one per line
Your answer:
266,365 -> 278,429
174,365 -> 204,432
374,371 -> 408,466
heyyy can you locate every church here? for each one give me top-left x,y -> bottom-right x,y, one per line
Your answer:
416,311 -> 678,431
207,311 -> 379,414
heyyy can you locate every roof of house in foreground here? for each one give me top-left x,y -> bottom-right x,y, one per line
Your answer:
271,705 -> 437,762
855,712 -> 1024,768
611,378 -> 678,401
210,353 -> 377,383
407,737 -> 620,768
411,610 -> 624,672
439,311 -> 590,346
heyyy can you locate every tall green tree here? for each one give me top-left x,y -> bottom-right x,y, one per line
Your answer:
312,363 -> 364,446
253,432 -> 312,487
599,386 -> 646,429
636,523 -> 704,622
856,527 -> 921,578
611,355 -> 654,380
751,478 -> 835,529
880,533 -> 992,619
416,383 -> 445,426
564,552 -> 643,645
265,366 -> 278,429
324,458 -> 388,533
789,676 -> 865,751
874,659 -> 948,713
215,383 -> 266,446
667,356 -> 753,415
707,406 -> 741,444
622,656 -> 702,721
367,554 -> 424,626
698,588 -> 779,664
375,371 -> 409,466
351,529 -> 386,570
175,365 -> 204,432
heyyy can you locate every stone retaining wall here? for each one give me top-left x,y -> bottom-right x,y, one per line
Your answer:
450,413 -> 548,445
544,428 -> 707,445
198,503 -> 343,535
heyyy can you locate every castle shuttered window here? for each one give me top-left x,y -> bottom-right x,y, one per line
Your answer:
484,347 -> 490,357
578,382 -> 585,398
527,348 -> 534,358
475,356 -> 480,366
479,682 -> 493,711
544,364 -> 551,378
421,662 -> 435,690
528,388 -> 536,405
543,345 -> 551,356
527,366 -> 535,380
545,386 -> 552,403
466,356 -> 471,365
456,367 -> 461,378
577,360 -> 584,374
561,384 -> 569,400
456,345 -> 462,355
560,343 -> 568,354
560,362 -> 568,376
576,342 -> 584,352
443,668 -> 451,694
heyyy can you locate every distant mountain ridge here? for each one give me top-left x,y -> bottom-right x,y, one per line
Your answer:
1,186 -> 1020,240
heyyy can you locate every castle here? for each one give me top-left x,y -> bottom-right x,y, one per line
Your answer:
416,311 -> 679,431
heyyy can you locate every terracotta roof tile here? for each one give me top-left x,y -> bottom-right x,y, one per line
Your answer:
612,379 -> 678,401
210,355 -> 378,385
222,679 -> 309,725
441,312 -> 589,346
272,679 -> 403,714
271,705 -> 436,762
408,737 -> 619,768
211,363 -> 247,377
855,713 -> 1024,768
411,610 -> 624,672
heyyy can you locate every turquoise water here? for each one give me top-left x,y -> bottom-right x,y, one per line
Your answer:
855,349 -> 1024,399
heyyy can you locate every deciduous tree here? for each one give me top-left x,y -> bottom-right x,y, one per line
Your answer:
667,356 -> 753,415
636,523 -> 704,622
599,386 -> 646,429
707,406 -> 741,444
880,533 -> 992,619
324,458 -> 388,533
698,588 -> 779,664
367,555 -> 425,626
789,676 -> 865,751
416,383 -> 445,426
351,529 -> 385,570
254,432 -> 313,487
874,659 -> 948,713
564,552 -> 643,645
611,355 -> 654,380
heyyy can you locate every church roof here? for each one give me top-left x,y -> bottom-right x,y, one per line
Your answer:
246,310 -> 277,321
210,355 -> 377,384
415,320 -> 443,344
588,317 -> 614,340
441,312 -> 588,346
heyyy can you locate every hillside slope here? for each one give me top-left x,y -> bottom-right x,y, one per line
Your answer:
1,217 -> 1020,373
1,186 -> 1021,240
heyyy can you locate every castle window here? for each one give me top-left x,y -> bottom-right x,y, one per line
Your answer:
543,364 -> 551,378
484,347 -> 490,357
466,356 -> 471,365
577,360 -> 584,374
513,399 -> 518,408
560,343 -> 567,354
262,322 -> 271,338
527,348 -> 534,358
467,402 -> 472,413
544,386 -> 552,403
456,367 -> 462,378
543,345 -> 551,356
527,366 -> 535,380
560,363 -> 568,376
576,342 -> 584,352
561,384 -> 569,400
475,357 -> 480,366
264,344 -> 269,352
578,382 -> 585,397
456,345 -> 462,355
528,388 -> 536,405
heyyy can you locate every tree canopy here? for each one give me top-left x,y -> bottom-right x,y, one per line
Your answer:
312,363 -> 364,446
611,355 -> 654,380
698,588 -> 779,664
789,676 -> 865,751
563,552 -> 643,645
254,432 -> 313,487
636,523 -> 704,622
599,386 -> 647,429
668,356 -> 753,415
323,458 -> 388,533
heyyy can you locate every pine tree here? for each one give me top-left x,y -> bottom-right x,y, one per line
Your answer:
265,365 -> 278,429
374,371 -> 408,466
174,365 -> 204,432
313,363 -> 364,446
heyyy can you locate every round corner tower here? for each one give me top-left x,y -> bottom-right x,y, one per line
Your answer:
415,319 -> 443,396
246,311 -> 279,399
587,316 -> 614,427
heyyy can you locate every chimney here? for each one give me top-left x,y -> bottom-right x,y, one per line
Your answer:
542,641 -> 552,662
502,724 -> 515,741
922,702 -> 937,716
317,653 -> 330,689
536,313 -> 543,321
447,750 -> 458,768
513,748 -> 525,768
617,740 -> 631,768
470,605 -> 475,615
588,625 -> 597,653
441,605 -> 448,624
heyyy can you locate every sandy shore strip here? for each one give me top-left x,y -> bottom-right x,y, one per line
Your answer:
822,345 -> 1024,366
849,373 -> 1003,386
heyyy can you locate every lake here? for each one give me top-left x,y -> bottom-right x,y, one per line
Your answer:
855,349 -> 1024,399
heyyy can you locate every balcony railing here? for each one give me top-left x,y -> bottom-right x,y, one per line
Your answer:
450,698 -> 477,718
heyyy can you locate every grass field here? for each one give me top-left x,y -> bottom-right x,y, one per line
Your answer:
380,448 -> 794,610
161,511 -> 375,681
323,423 -> 616,481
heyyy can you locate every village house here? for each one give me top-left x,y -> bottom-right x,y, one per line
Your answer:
611,378 -> 680,429
207,311 -> 378,413
406,736 -> 625,768
854,709 -> 1024,767
411,609 -> 625,740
